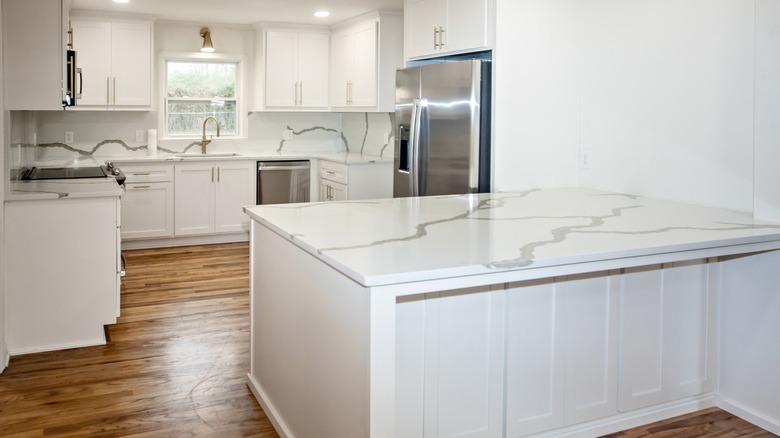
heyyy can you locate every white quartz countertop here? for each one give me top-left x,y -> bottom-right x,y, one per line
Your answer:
7,179 -> 123,201
244,187 -> 780,287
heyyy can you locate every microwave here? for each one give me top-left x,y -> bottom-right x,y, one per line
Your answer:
63,49 -> 79,107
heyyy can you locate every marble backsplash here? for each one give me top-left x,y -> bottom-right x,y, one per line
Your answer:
9,110 -> 394,168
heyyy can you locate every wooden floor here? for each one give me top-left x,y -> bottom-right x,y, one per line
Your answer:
0,243 -> 775,437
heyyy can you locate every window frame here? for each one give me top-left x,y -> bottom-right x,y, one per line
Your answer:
159,52 -> 246,140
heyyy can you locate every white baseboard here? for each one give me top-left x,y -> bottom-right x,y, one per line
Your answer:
246,373 -> 294,438
524,395 -> 717,438
121,232 -> 249,250
8,337 -> 107,356
717,396 -> 780,436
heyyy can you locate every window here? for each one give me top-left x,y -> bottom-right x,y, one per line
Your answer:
163,57 -> 242,138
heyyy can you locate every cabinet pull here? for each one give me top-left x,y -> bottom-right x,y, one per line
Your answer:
106,77 -> 110,105
132,172 -> 151,176
211,167 -> 215,182
132,185 -> 151,189
300,82 -> 303,106
433,27 -> 438,49
346,80 -> 350,105
217,167 -> 221,182
113,77 -> 117,105
439,27 -> 445,49
294,82 -> 298,106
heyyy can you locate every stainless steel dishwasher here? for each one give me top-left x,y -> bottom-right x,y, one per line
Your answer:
257,160 -> 311,204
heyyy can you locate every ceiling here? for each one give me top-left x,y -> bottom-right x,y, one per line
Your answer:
70,0 -> 405,26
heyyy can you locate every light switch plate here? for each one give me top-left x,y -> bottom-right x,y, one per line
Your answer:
64,131 -> 74,143
282,129 -> 294,140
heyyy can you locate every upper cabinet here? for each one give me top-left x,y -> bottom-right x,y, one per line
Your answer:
70,18 -> 153,110
405,0 -> 493,60
330,11 -> 403,112
263,30 -> 330,111
4,0 -> 70,110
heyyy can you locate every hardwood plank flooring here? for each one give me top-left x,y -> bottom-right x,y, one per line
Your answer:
0,243 -> 776,437
0,243 -> 278,437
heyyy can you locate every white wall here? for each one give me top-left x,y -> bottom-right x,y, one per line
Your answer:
494,0 -> 776,217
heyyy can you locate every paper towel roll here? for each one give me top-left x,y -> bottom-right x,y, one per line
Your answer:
148,129 -> 157,156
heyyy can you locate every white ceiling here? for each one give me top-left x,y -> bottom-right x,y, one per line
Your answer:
70,0 -> 404,26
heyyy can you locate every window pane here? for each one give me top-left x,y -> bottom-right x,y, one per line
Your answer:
167,100 -> 236,136
167,62 -> 236,99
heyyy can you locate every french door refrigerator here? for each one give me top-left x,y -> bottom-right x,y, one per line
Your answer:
393,59 -> 491,198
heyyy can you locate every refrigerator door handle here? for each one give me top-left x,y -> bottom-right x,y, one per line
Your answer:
410,98 -> 426,196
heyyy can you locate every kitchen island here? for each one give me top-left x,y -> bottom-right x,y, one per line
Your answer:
244,187 -> 780,438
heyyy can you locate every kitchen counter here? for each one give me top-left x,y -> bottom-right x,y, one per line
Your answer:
7,179 -> 124,201
244,187 -> 780,286
245,187 -> 780,438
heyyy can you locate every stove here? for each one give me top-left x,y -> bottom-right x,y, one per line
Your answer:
19,162 -> 126,186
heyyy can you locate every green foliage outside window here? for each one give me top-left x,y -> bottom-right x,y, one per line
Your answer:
166,61 -> 238,136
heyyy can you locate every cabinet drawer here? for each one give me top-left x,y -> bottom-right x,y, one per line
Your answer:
320,161 -> 348,185
120,164 -> 174,183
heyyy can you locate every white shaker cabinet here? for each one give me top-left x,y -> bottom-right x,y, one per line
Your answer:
264,31 -> 329,110
618,261 -> 716,412
120,164 -> 174,239
318,160 -> 392,202
330,12 -> 403,112
405,0 -> 492,60
174,161 -> 255,236
70,18 -> 152,109
504,273 -> 619,437
4,0 -> 70,110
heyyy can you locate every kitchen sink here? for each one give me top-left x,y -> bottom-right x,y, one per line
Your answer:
174,153 -> 242,159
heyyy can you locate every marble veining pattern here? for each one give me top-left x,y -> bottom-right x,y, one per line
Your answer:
245,187 -> 780,286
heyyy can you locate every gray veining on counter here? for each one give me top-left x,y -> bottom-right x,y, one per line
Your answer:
244,188 -> 780,286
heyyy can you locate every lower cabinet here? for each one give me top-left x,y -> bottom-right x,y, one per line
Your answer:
318,160 -> 392,202
5,196 -> 121,353
395,262 -> 715,437
174,161 -> 255,236
120,163 -> 174,239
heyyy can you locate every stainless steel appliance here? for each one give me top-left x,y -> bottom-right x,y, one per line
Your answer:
394,59 -> 491,197
257,160 -> 311,204
19,161 -> 125,186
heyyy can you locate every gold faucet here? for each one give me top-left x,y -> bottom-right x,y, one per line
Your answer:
201,116 -> 221,154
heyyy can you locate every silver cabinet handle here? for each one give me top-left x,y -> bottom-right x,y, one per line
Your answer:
217,167 -> 221,182
211,167 -> 215,182
133,172 -> 151,176
113,77 -> 117,104
294,82 -> 299,106
106,77 -> 110,105
439,27 -> 445,49
433,27 -> 438,49
299,82 -> 303,106
132,185 -> 151,189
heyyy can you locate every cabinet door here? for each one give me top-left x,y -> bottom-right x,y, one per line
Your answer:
350,21 -> 378,107
174,164 -> 216,236
330,30 -> 353,107
321,182 -> 347,202
121,182 -> 174,239
71,20 -> 111,106
444,0 -> 489,53
265,31 -> 298,108
297,33 -> 330,108
619,261 -> 715,412
4,0 -> 66,110
215,162 -> 256,233
111,21 -> 152,107
405,0 -> 445,59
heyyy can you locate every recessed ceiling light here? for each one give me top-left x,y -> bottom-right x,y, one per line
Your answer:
314,11 -> 330,18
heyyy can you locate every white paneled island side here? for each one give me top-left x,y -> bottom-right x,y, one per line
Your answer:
243,187 -> 780,438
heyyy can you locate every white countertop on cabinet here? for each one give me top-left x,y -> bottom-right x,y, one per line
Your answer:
244,187 -> 780,287
7,179 -> 124,201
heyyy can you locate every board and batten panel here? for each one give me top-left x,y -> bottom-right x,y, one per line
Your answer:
619,260 -> 715,412
505,278 -> 565,436
395,287 -> 504,438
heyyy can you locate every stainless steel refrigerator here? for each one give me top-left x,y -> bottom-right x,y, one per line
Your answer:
393,59 -> 491,198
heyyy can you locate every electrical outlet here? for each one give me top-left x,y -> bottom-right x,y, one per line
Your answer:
64,131 -> 74,143
580,149 -> 592,169
136,130 -> 145,142
282,129 -> 294,140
